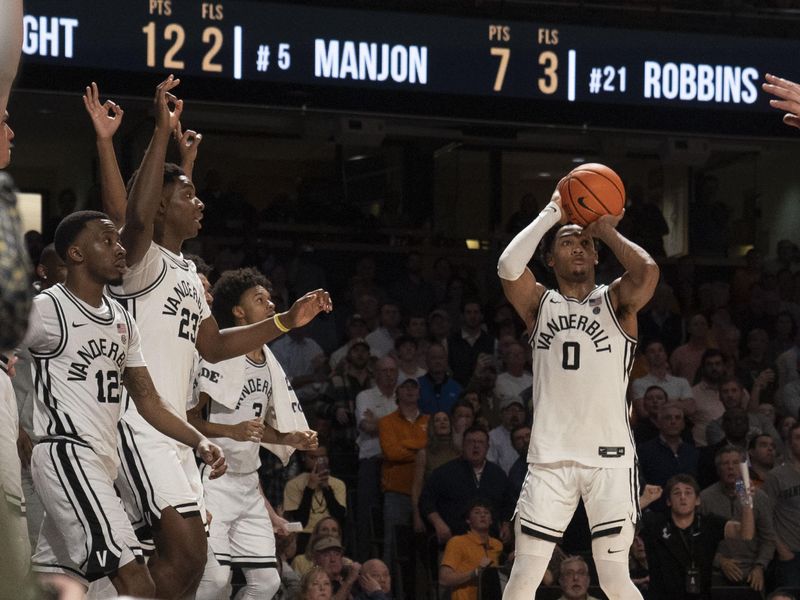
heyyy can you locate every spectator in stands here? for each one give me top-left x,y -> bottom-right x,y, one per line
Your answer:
767,591 -> 798,600
631,339 -> 693,421
404,313 -> 430,370
748,433 -> 776,489
439,498 -> 503,600
366,301 -> 403,358
418,342 -> 462,415
378,377 -> 428,566
276,533 -> 301,599
739,328 -> 777,396
763,422 -> 800,589
311,536 -> 361,600
284,446 -> 347,538
776,331 -> 800,391
293,517 -> 346,577
466,355 -> 502,428
420,427 -> 514,544
349,256 -> 385,309
637,402 -> 699,512
555,555 -> 602,600
639,474 -> 754,600
772,311 -> 798,362
699,446 -> 774,594
778,375 -> 800,426
698,407 -> 750,489
412,410 -> 460,533
487,396 -> 526,474
637,283 -> 684,355
355,292 -> 381,332
448,299 -> 495,386
706,376 -> 779,448
670,313 -> 713,384
328,339 -> 373,484
298,566 -> 334,600
427,308 -> 452,350
633,385 -> 668,446
507,424 -> 531,498
687,349 -> 727,447
353,558 -> 392,600
354,356 -> 399,560
394,336 -> 426,381
271,325 -> 328,405
493,340 -> 531,408
390,251 -> 436,318
628,536 -> 650,597
329,314 -> 372,371
451,397 -> 476,449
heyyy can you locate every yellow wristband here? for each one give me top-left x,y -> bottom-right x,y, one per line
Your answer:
274,313 -> 291,333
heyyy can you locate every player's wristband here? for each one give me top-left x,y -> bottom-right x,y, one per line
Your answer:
274,313 -> 291,333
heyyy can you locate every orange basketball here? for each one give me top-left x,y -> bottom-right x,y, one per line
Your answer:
557,163 -> 625,227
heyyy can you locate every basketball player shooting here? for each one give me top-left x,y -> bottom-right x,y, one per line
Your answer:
497,169 -> 659,600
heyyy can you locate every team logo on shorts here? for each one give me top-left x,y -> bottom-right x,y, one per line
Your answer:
117,323 -> 128,345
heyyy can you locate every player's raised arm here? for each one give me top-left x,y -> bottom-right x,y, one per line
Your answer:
585,212 -> 659,330
0,0 -> 22,116
196,288 -> 333,363
120,75 -> 183,266
763,73 -> 800,129
175,121 -> 202,181
83,82 -> 127,228
123,365 -> 227,478
497,187 -> 564,329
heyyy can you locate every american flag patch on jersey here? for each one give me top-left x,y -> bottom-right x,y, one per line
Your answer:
117,322 -> 128,344
589,297 -> 602,306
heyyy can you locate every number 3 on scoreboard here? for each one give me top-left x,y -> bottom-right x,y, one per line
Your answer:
538,51 -> 558,94
490,47 -> 510,92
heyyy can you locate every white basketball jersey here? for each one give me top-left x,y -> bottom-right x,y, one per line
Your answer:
197,352 -> 273,474
23,285 -> 146,475
527,285 -> 636,468
108,243 -> 209,431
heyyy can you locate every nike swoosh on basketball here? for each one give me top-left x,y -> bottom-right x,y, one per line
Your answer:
607,548 -> 625,554
576,196 -> 601,214
72,322 -> 87,328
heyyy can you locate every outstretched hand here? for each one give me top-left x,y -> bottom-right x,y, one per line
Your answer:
83,82 -> 124,140
763,73 -> 800,129
154,74 -> 183,133
282,289 -> 333,329
285,430 -> 319,450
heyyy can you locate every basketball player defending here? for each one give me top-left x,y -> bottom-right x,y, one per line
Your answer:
498,185 -> 659,600
24,211 -> 225,596
109,76 -> 332,599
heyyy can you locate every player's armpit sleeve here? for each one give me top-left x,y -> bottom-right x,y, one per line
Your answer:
124,317 -> 147,368
497,202 -> 561,280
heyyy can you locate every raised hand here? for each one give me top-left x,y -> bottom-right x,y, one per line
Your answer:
153,74 -> 183,133
174,121 -> 202,171
763,73 -> 800,129
282,289 -> 333,329
83,82 -> 124,140
197,439 -> 227,479
583,210 -> 625,240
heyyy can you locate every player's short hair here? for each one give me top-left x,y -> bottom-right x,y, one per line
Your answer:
714,444 -> 744,467
125,162 -> 187,196
38,243 -> 60,266
184,253 -> 212,277
665,473 -> 700,497
211,267 -> 271,328
540,224 -> 599,266
53,210 -> 110,261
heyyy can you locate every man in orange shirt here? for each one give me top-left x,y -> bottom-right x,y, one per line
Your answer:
440,498 -> 503,600
378,377 -> 428,567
